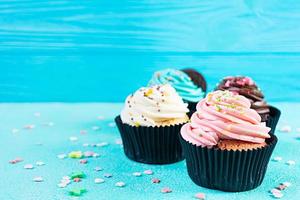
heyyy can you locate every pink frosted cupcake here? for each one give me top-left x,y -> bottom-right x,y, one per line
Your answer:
180,90 -> 277,192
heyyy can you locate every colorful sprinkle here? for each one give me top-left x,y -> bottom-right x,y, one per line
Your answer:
82,143 -> 89,147
161,187 -> 172,193
97,142 -> 109,147
80,159 -> 88,164
115,182 -> 126,187
36,161 -> 45,166
94,167 -> 103,171
9,157 -> 23,164
115,139 -> 123,145
24,164 -> 34,169
152,178 -> 160,183
144,170 -> 153,175
24,124 -> 35,129
69,136 -> 78,142
272,156 -> 282,162
194,193 -> 206,199
279,125 -> 292,133
73,178 -> 81,182
69,188 -> 87,196
282,182 -> 291,187
132,172 -> 142,177
33,176 -> 43,182
83,151 -> 94,157
94,178 -> 105,184
70,172 -> 86,179
286,160 -> 296,165
92,126 -> 100,131
80,130 -> 87,134
68,151 -> 83,159
57,154 -> 67,159
104,173 -> 112,178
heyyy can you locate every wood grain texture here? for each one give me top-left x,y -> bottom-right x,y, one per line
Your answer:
0,0 -> 299,102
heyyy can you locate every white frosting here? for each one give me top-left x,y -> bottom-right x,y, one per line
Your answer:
120,84 -> 189,126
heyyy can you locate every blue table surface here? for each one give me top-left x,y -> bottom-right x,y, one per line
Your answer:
0,102 -> 299,200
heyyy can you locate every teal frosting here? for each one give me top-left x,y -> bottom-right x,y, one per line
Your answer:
148,68 -> 205,102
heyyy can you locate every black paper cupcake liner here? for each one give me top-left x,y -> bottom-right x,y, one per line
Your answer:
180,134 -> 277,192
115,116 -> 185,164
266,106 -> 281,134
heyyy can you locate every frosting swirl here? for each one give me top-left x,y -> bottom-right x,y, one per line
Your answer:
216,76 -> 270,121
181,90 -> 271,147
121,84 -> 189,126
148,69 -> 205,102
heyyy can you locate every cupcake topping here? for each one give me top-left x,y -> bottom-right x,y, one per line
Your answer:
181,90 -> 271,147
216,76 -> 270,121
148,69 -> 205,102
121,84 -> 189,126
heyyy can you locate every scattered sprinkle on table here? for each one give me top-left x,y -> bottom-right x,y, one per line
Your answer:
115,182 -> 126,187
115,139 -> 123,145
69,136 -> 78,142
144,170 -> 153,175
161,187 -> 172,193
24,164 -> 34,169
93,153 -> 100,157
92,126 -> 100,131
79,159 -> 88,164
194,193 -> 206,199
104,173 -> 112,178
33,176 -> 43,182
94,167 -> 103,171
84,151 -> 94,157
80,130 -> 87,134
24,124 -> 35,129
70,171 -> 86,179
272,156 -> 282,162
286,160 -> 296,165
57,154 -> 67,159
9,157 -> 23,164
94,178 -> 105,184
132,172 -> 142,177
279,125 -> 292,133
68,151 -> 83,159
152,178 -> 160,183
73,178 -> 81,182
36,161 -> 45,166
69,188 -> 87,197
97,142 -> 109,147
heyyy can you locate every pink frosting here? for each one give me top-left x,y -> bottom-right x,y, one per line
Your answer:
181,90 -> 271,147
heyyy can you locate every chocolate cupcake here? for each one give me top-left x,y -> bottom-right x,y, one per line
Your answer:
148,68 -> 206,114
216,76 -> 280,133
115,84 -> 189,164
180,90 -> 277,192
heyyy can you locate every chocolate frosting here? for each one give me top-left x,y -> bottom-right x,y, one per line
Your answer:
216,76 -> 270,121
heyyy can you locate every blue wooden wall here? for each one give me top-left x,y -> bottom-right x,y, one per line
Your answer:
0,0 -> 300,102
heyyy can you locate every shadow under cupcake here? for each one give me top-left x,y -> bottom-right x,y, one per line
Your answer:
180,90 -> 277,192
115,84 -> 189,164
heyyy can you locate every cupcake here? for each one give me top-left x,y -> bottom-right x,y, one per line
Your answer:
180,90 -> 277,192
115,84 -> 189,164
216,76 -> 280,133
148,68 -> 206,113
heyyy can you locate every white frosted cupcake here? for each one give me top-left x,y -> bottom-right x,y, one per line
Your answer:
115,84 -> 189,164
